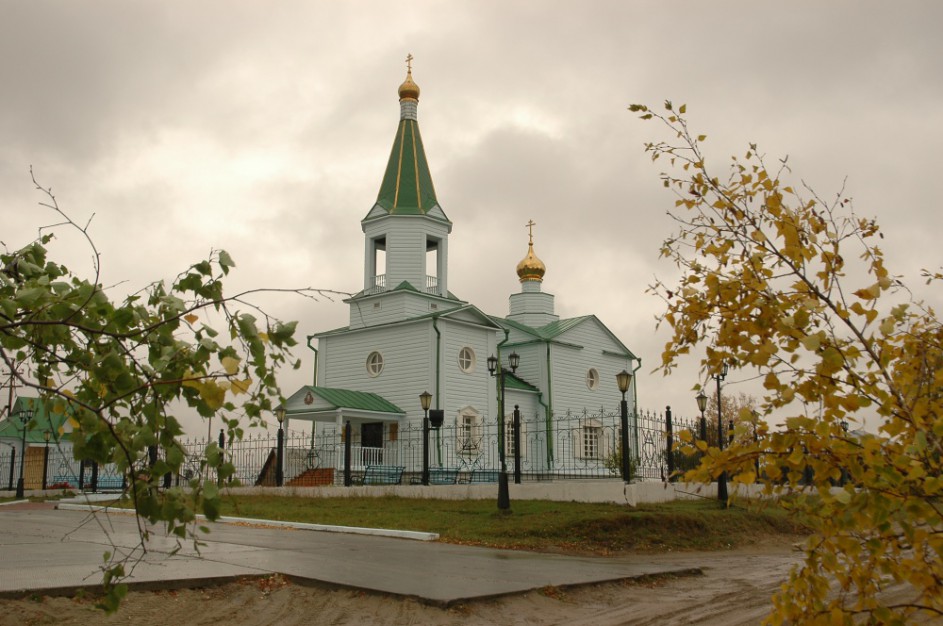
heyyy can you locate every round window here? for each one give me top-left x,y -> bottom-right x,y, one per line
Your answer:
586,368 -> 599,390
366,351 -> 384,377
458,347 -> 476,373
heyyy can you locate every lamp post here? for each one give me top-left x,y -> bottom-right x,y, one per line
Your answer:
616,369 -> 634,482
713,361 -> 729,505
420,391 -> 432,486
488,351 -> 520,511
15,407 -> 33,498
275,408 -> 285,487
839,419 -> 849,486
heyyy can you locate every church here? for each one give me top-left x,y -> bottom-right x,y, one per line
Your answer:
280,60 -> 639,476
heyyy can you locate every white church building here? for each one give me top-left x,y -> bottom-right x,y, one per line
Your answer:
280,62 -> 639,477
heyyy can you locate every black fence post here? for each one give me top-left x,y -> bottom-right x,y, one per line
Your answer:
78,459 -> 85,490
90,461 -> 99,492
42,445 -> 50,490
513,405 -> 522,485
665,405 -> 675,482
8,448 -> 15,490
343,421 -> 352,487
218,429 -> 225,487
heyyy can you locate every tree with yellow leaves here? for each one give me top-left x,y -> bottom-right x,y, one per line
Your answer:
632,101 -> 942,624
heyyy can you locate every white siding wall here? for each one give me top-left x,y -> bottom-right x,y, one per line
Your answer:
320,322 -> 435,425
440,319 -> 497,421
549,320 -> 634,415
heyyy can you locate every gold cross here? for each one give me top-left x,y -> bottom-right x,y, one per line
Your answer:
406,53 -> 413,73
526,219 -> 536,243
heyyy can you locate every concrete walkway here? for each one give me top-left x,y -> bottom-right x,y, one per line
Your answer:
0,500 -> 699,606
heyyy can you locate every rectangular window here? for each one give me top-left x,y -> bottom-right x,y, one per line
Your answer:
582,426 -> 602,459
459,414 -> 480,455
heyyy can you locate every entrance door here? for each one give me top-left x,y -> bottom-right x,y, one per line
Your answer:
361,422 -> 384,465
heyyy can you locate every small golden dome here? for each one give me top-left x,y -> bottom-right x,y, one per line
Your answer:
398,56 -> 420,101
516,233 -> 546,283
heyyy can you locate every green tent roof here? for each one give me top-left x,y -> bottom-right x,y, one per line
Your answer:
374,117 -> 441,215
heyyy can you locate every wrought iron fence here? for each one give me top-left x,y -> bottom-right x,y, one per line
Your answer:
2,406 -> 706,492
166,406 -> 703,487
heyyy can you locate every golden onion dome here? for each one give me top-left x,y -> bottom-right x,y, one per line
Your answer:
516,234 -> 546,283
398,64 -> 420,101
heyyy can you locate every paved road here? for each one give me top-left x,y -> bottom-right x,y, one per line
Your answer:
0,501 -> 698,605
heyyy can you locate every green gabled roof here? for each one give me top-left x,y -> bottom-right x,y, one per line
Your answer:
492,314 -> 637,359
372,117 -> 449,221
504,372 -> 540,393
0,396 -> 76,443
538,316 -> 594,338
299,386 -> 404,414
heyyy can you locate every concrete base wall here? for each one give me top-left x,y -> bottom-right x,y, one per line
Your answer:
226,480 -> 769,507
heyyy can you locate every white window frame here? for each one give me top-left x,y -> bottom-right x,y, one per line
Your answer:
577,419 -> 606,459
456,408 -> 482,456
504,411 -> 527,459
458,347 -> 476,374
586,368 -> 599,390
366,351 -> 384,377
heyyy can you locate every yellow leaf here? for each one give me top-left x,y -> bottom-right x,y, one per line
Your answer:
230,378 -> 252,395
802,334 -> 821,351
184,313 -> 199,325
221,356 -> 240,375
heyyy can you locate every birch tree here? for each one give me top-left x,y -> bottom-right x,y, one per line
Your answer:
632,102 -> 943,624
1,173 -> 336,610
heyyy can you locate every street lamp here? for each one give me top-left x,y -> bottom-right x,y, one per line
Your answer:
616,369 -> 633,482
419,391 -> 432,485
15,407 -> 34,499
695,390 -> 708,442
488,351 -> 520,511
713,361 -> 729,505
275,408 -> 286,487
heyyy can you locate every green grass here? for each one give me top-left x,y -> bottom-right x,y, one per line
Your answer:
215,495 -> 808,554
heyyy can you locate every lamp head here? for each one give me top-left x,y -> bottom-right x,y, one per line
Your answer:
616,369 -> 632,394
275,408 -> 286,425
508,351 -> 520,372
696,390 -> 708,413
419,390 -> 432,411
487,354 -> 498,376
44,430 -> 51,443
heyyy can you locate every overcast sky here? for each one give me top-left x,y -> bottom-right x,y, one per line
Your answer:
3,1 -> 942,436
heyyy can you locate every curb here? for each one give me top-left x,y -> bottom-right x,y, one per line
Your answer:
54,502 -> 439,542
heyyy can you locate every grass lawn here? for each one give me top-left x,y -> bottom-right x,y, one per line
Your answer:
213,495 -> 808,554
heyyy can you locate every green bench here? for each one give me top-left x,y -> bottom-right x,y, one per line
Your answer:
354,465 -> 405,485
468,469 -> 500,483
410,467 -> 460,485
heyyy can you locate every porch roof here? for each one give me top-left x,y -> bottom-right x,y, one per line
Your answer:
282,386 -> 406,422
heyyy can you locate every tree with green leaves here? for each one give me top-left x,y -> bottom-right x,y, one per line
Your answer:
632,101 -> 943,624
1,173 -> 336,611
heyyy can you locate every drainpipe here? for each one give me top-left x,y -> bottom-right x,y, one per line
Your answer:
544,340 -> 554,463
631,357 -> 642,458
496,328 -> 510,457
306,335 -> 318,386
432,315 -> 443,465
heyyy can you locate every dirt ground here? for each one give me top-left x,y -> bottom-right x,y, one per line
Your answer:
0,543 -> 803,626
